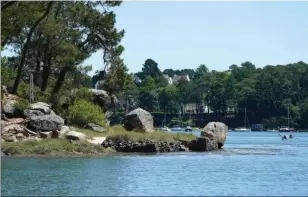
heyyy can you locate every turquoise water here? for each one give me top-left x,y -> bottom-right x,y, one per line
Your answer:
2,132 -> 308,196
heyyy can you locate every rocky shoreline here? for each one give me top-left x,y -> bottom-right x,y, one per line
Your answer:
1,87 -> 229,157
102,139 -> 189,153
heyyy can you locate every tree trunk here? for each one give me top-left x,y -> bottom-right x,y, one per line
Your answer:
40,57 -> 52,92
52,66 -> 69,94
11,1 -> 53,94
41,4 -> 60,92
40,36 -> 51,92
34,33 -> 42,86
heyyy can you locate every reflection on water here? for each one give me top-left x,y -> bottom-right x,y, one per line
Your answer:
2,132 -> 308,196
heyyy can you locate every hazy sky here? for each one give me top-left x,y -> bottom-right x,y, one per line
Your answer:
3,1 -> 308,76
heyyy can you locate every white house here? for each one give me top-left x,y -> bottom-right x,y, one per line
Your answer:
183,103 -> 214,114
172,74 -> 190,84
163,74 -> 173,85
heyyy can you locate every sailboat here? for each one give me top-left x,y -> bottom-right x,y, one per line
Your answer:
234,107 -> 251,132
171,107 -> 184,131
159,107 -> 171,132
279,104 -> 295,132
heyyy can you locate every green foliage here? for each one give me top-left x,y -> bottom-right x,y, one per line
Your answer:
141,58 -> 162,79
101,57 -> 130,95
109,107 -> 126,125
2,1 -> 125,96
140,76 -> 156,91
73,87 -> 93,101
1,57 -> 16,88
138,90 -> 159,112
13,97 -> 30,117
159,85 -> 179,109
154,75 -> 169,87
68,99 -> 105,127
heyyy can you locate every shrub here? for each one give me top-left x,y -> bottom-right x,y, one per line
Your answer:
109,107 -> 126,125
13,98 -> 30,117
73,87 -> 93,101
68,99 -> 105,127
1,57 -> 16,88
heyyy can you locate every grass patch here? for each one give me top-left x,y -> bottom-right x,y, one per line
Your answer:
73,127 -> 108,138
106,125 -> 196,142
1,125 -> 196,156
1,139 -> 115,156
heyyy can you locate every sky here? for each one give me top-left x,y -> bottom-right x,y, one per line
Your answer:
3,1 -> 308,76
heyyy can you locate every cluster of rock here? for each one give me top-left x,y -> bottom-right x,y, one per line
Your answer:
189,122 -> 228,151
102,139 -> 188,153
1,95 -> 104,144
102,107 -> 229,153
2,85 -> 229,154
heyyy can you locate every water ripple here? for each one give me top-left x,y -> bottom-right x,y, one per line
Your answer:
2,132 -> 308,196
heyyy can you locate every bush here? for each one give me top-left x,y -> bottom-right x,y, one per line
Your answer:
109,107 -> 126,125
13,98 -> 30,117
1,57 -> 16,88
73,87 -> 93,101
68,99 -> 105,127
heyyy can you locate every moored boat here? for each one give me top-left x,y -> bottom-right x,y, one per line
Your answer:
159,126 -> 171,132
185,126 -> 193,132
233,127 -> 251,132
171,127 -> 183,131
251,124 -> 264,132
278,126 -> 295,132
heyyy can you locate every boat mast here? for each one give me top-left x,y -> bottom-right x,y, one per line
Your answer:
287,104 -> 290,128
163,107 -> 167,127
244,107 -> 247,128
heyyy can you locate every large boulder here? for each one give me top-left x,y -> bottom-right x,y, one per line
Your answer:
201,122 -> 228,148
65,131 -> 87,141
54,126 -> 70,138
89,89 -> 118,111
30,102 -> 52,114
2,99 -> 18,115
90,89 -> 111,111
124,108 -> 154,133
29,114 -> 64,131
189,137 -> 219,151
24,109 -> 44,119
